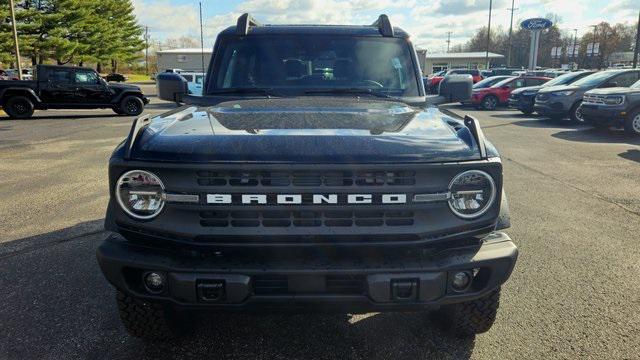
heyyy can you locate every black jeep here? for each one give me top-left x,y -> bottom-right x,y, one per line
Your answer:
0,65 -> 148,119
96,14 -> 517,340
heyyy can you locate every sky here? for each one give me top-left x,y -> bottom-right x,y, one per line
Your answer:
132,0 -> 639,52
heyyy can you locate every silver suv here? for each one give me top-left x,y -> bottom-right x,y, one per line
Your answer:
534,69 -> 640,123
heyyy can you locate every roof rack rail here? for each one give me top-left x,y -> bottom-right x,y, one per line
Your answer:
371,14 -> 394,37
236,13 -> 261,35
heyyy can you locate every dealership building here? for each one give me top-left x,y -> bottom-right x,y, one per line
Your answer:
416,50 -> 505,75
156,48 -> 213,73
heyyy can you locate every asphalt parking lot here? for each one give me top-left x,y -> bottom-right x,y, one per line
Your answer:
1,89 -> 639,359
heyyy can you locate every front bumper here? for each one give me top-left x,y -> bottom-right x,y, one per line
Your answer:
534,102 -> 568,117
142,96 -> 150,105
580,103 -> 627,127
509,95 -> 535,112
97,232 -> 518,312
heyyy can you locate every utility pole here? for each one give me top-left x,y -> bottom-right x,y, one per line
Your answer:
9,0 -> 22,80
507,0 -> 518,67
144,26 -> 149,75
199,2 -> 205,74
485,0 -> 493,70
633,10 -> 639,68
446,31 -> 452,52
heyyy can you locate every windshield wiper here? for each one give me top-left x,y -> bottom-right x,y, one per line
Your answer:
209,88 -> 284,97
304,88 -> 397,99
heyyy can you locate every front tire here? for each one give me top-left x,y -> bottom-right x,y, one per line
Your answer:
431,288 -> 501,338
119,95 -> 144,116
481,95 -> 498,111
116,291 -> 188,341
520,108 -> 533,116
569,102 -> 585,124
624,110 -> 640,136
4,96 -> 35,119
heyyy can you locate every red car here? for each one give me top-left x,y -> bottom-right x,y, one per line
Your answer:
471,76 -> 551,110
427,69 -> 483,93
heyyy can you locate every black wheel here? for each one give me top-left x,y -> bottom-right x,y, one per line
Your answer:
116,290 -> 189,340
481,95 -> 498,111
520,108 -> 533,116
624,109 -> 640,136
569,102 -> 585,124
4,96 -> 35,119
119,95 -> 144,116
112,107 -> 126,115
431,288 -> 501,338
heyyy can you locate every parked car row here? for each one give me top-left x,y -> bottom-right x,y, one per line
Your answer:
462,68 -> 640,135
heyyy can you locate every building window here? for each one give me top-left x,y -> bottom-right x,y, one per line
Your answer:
432,63 -> 449,73
177,55 -> 187,63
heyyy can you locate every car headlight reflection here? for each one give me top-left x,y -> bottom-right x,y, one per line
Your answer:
551,90 -> 575,96
448,170 -> 496,219
604,96 -> 624,105
115,170 -> 165,220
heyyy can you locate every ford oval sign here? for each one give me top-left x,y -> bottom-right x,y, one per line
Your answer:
521,18 -> 553,31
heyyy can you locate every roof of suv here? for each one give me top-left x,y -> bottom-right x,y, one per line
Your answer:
219,14 -> 409,38
220,25 -> 410,38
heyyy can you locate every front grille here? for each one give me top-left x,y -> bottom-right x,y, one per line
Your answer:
583,94 -> 606,105
252,275 -> 365,295
196,170 -> 416,187
200,210 -> 415,228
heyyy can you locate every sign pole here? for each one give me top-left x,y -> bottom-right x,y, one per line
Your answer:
521,18 -> 553,71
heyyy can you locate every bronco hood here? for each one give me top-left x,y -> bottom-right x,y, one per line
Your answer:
129,97 -> 489,163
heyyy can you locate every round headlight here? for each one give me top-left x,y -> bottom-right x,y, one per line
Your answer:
448,170 -> 496,219
115,170 -> 165,220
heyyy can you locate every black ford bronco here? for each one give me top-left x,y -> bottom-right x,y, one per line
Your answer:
97,14 -> 517,340
0,65 -> 148,119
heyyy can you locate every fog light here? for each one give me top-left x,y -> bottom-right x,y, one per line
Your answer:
451,271 -> 472,291
143,272 -> 165,293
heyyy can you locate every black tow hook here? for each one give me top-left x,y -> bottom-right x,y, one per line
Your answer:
197,280 -> 225,302
391,279 -> 418,302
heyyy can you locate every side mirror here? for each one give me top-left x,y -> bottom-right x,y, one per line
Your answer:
156,72 -> 188,103
501,85 -> 511,90
438,74 -> 472,103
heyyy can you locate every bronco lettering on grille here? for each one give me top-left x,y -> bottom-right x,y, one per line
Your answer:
206,194 -> 408,205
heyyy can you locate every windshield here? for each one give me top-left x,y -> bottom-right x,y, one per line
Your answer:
571,71 -> 616,87
211,35 -> 419,96
491,77 -> 517,88
543,72 -> 587,87
473,76 -> 509,89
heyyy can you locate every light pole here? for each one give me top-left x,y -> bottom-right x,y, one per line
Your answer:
572,29 -> 578,68
633,10 -> 639,68
144,26 -> 149,75
446,31 -> 452,52
199,2 -> 205,74
9,0 -> 22,80
485,0 -> 493,70
507,0 -> 518,67
590,24 -> 598,69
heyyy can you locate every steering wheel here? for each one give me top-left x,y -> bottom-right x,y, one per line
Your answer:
362,80 -> 384,88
